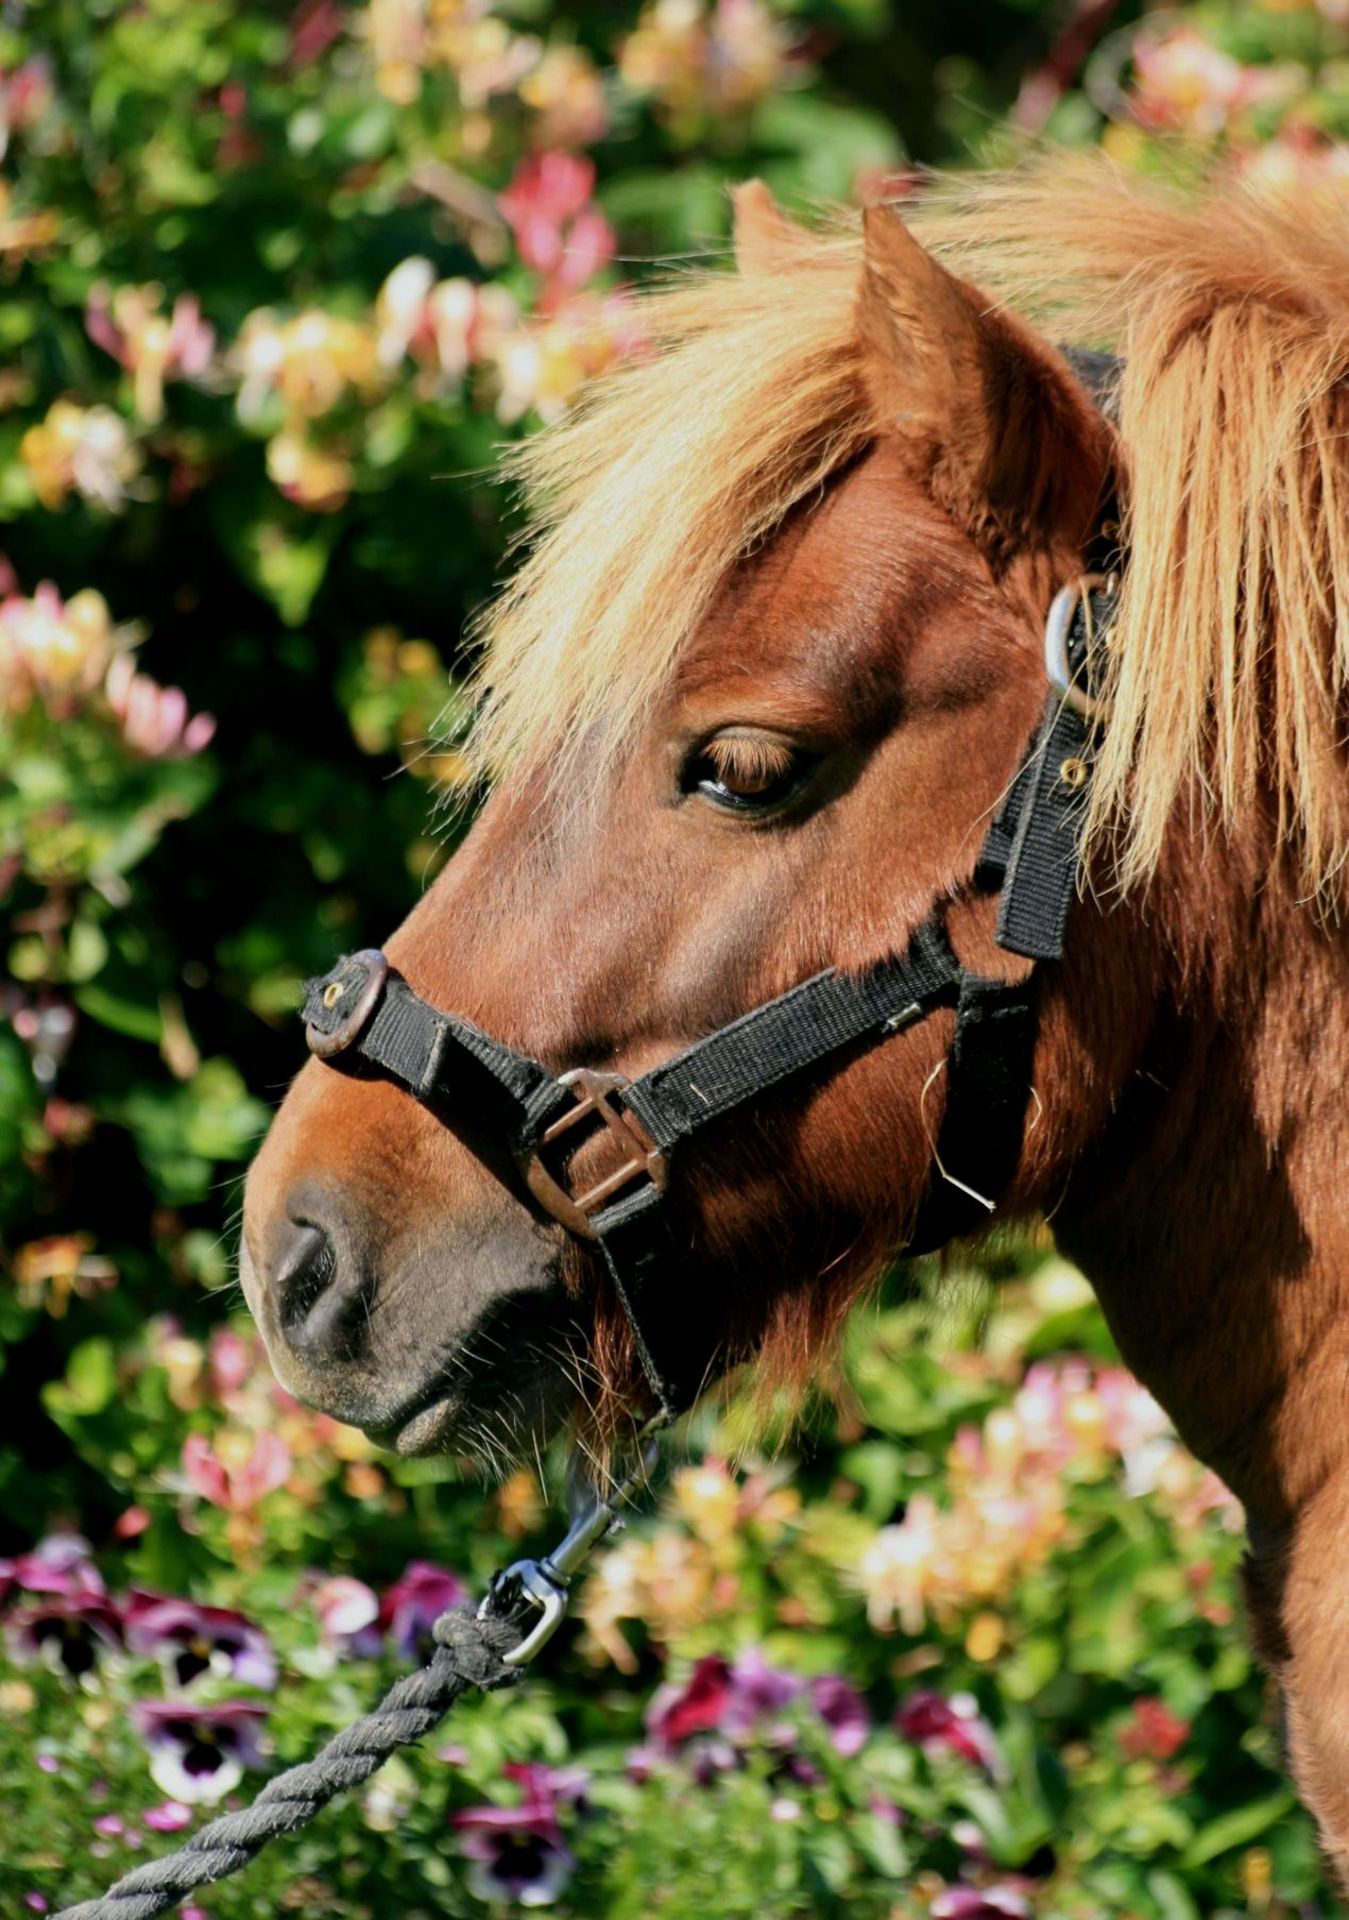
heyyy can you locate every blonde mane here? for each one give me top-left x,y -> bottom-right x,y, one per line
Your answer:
468,154 -> 1349,902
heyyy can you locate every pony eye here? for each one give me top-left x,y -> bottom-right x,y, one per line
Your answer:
684,732 -> 817,813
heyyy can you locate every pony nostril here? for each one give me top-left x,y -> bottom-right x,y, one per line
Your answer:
276,1222 -> 333,1334
275,1220 -> 369,1363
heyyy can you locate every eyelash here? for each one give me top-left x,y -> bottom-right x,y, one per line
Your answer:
683,735 -> 817,813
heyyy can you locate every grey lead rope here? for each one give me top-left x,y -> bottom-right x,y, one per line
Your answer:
54,1608 -> 526,1920
55,1427 -> 664,1920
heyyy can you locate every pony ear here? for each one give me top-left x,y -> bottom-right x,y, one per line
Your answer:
732,180 -> 804,274
857,203 -> 1111,565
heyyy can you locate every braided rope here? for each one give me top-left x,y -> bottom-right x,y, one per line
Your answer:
55,1607 -> 525,1920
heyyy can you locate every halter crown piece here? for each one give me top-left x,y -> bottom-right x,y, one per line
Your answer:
300,351 -> 1122,1423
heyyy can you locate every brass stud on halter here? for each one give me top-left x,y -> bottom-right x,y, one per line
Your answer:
305,948 -> 390,1060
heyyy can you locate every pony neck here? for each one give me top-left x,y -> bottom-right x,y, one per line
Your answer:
1052,845 -> 1349,1534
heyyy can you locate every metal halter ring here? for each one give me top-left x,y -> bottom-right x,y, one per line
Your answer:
1043,572 -> 1113,722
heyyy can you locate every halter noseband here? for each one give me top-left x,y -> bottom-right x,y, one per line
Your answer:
299,352 -> 1121,1421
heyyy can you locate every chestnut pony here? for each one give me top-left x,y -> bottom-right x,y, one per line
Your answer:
243,159 -> 1349,1875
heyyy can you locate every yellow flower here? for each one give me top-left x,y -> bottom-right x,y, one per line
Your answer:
266,427 -> 354,512
619,0 -> 792,123
672,1459 -> 740,1544
235,308 -> 379,426
21,398 -> 142,512
11,1233 -> 117,1318
520,44 -> 608,147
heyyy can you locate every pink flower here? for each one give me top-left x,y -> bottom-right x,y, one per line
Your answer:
206,1326 -> 254,1401
312,1574 -> 381,1654
895,1691 -> 1002,1775
931,1889 -> 1031,1920
141,1801 -> 193,1833
498,152 -> 616,307
377,1560 -> 468,1660
1118,1696 -> 1190,1762
646,1654 -> 735,1749
104,651 -> 215,759
181,1430 -> 290,1513
86,286 -> 215,422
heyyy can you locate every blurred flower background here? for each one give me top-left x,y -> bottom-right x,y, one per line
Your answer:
2,1 -> 1347,1915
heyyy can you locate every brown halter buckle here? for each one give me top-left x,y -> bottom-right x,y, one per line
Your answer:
523,1068 -> 668,1241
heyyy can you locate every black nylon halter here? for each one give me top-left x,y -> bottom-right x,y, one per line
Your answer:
300,351 -> 1121,1419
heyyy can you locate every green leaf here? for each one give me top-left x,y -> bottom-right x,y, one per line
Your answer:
1180,1790 -> 1297,1868
43,1338 -> 117,1418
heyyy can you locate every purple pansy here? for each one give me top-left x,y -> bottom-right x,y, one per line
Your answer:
125,1590 -> 277,1691
132,1701 -> 268,1804
722,1648 -> 802,1739
378,1560 -> 468,1660
453,1764 -> 585,1908
6,1590 -> 124,1679
645,1649 -> 869,1778
895,1690 -> 1002,1775
0,1532 -> 105,1604
809,1673 -> 871,1757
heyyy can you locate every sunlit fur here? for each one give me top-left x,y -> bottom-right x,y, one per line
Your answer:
462,222 -> 868,789
470,155 -> 1349,905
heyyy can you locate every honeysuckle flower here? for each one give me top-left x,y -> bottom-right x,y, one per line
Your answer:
519,44 -> 608,148
206,1326 -> 253,1403
6,1590 -> 124,1680
491,290 -> 642,424
181,1429 -> 291,1513
619,0 -> 793,123
378,1559 -> 468,1660
132,1701 -> 268,1804
1129,28 -> 1294,138
1238,125 -> 1349,194
453,1763 -> 586,1908
931,1888 -> 1032,1920
809,1673 -> 870,1757
375,256 -> 437,368
20,400 -> 143,513
450,17 -> 541,111
233,307 -> 378,425
374,262 -> 513,393
365,0 -> 431,105
312,1574 -> 381,1654
0,57 -> 54,159
895,1690 -> 1002,1775
265,426 -> 354,512
857,1492 -> 945,1633
11,1233 -> 117,1317
104,651 -> 216,759
0,582 -> 121,706
498,151 -> 615,304
125,1592 -> 277,1691
85,285 -> 215,424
